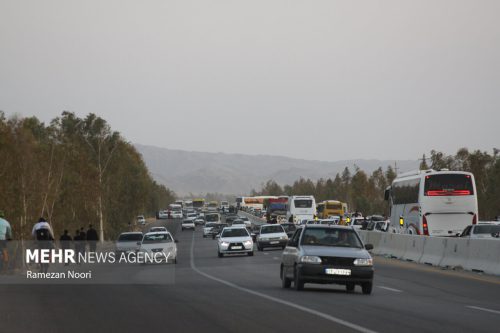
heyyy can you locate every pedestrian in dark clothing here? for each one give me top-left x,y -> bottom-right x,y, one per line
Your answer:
60,230 -> 72,266
86,224 -> 99,253
74,230 -> 84,265
79,227 -> 87,253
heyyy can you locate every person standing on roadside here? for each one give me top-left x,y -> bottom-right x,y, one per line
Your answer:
59,230 -> 72,266
32,217 -> 55,274
74,230 -> 83,265
0,211 -> 12,271
79,227 -> 87,252
86,224 -> 99,253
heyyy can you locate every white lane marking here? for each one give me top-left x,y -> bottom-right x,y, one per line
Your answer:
190,232 -> 378,333
466,306 -> 500,315
377,286 -> 403,293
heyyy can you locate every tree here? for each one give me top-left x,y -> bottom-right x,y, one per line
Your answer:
419,154 -> 429,170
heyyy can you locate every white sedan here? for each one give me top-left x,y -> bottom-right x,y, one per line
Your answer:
181,219 -> 196,231
460,223 -> 500,239
138,232 -> 177,264
256,224 -> 288,251
217,227 -> 254,257
203,222 -> 217,238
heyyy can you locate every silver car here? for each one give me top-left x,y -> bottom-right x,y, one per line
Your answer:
116,232 -> 143,254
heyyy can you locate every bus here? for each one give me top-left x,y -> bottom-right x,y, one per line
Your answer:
286,195 -> 316,223
385,170 -> 478,236
237,196 -> 277,211
317,200 -> 348,219
207,201 -> 218,211
193,198 -> 205,211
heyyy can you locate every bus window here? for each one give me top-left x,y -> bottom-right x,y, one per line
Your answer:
424,174 -> 474,196
392,179 -> 420,204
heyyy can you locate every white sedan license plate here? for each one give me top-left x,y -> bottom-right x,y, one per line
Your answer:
231,246 -> 242,250
270,241 -> 279,244
325,268 -> 351,276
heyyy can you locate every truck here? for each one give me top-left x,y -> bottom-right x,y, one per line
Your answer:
265,197 -> 288,223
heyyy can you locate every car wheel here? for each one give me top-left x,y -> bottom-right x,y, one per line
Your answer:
218,251 -> 223,258
294,267 -> 304,291
346,283 -> 355,292
247,251 -> 254,256
362,282 -> 373,295
281,266 -> 291,289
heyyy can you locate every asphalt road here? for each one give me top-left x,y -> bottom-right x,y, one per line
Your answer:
0,217 -> 499,333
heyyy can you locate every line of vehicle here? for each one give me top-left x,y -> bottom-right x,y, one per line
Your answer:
189,231 -> 379,333
376,286 -> 403,293
466,306 -> 500,315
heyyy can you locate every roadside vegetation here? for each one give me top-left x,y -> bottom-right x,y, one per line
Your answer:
0,111 -> 175,240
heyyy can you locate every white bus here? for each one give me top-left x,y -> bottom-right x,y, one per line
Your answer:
385,170 -> 478,236
286,195 -> 317,224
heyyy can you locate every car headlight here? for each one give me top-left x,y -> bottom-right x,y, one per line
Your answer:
300,256 -> 322,264
279,236 -> 288,240
243,240 -> 253,247
354,258 -> 373,266
259,237 -> 269,242
220,241 -> 230,246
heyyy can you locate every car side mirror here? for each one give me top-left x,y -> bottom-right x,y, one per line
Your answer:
365,244 -> 374,250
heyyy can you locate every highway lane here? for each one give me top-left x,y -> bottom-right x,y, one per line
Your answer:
0,219 -> 499,333
190,224 -> 500,333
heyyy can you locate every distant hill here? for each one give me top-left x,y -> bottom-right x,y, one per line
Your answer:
135,144 -> 420,196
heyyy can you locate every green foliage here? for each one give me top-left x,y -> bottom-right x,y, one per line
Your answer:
0,112 -> 175,240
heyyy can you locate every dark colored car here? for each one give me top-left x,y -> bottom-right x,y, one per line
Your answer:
281,223 -> 297,238
280,225 -> 374,294
224,215 -> 239,225
208,223 -> 228,239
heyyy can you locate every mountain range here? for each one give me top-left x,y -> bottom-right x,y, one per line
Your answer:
135,144 -> 420,196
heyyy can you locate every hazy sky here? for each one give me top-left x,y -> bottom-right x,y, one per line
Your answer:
1,0 -> 499,161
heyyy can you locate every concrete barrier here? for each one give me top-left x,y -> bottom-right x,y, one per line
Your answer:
357,230 -> 368,243
464,239 -> 500,275
360,230 -> 500,276
373,233 -> 393,256
438,238 -> 470,270
402,236 -> 425,262
419,237 -> 446,266
385,233 -> 410,259
366,231 -> 383,249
